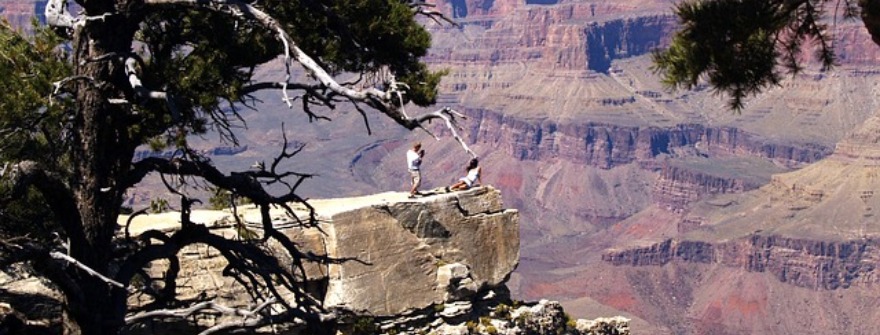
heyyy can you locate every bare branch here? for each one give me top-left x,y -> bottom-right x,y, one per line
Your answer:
141,0 -> 476,153
49,251 -> 132,292
115,221 -> 329,332
240,82 -> 323,97
141,0 -> 408,118
125,57 -> 180,121
124,208 -> 150,242
52,75 -> 95,96
407,1 -> 460,27
125,298 -> 276,324
349,101 -> 373,135
45,0 -> 114,30
416,107 -> 477,158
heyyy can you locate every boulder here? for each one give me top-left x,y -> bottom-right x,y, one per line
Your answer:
318,186 -> 519,315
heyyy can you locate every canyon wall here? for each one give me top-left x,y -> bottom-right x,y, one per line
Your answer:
585,16 -> 674,73
428,2 -> 676,72
603,235 -> 880,291
652,166 -> 749,213
0,0 -> 46,30
461,108 -> 831,169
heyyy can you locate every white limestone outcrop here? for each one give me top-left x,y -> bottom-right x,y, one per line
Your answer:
124,186 -> 519,317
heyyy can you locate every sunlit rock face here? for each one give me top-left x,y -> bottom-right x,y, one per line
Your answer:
126,186 -> 519,317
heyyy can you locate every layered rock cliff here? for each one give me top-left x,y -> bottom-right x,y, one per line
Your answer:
603,235 -> 880,291
652,157 -> 789,212
605,115 -> 880,293
460,108 -> 831,169
585,16 -> 675,73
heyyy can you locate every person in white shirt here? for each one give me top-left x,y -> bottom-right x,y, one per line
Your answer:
449,158 -> 481,191
407,142 -> 425,197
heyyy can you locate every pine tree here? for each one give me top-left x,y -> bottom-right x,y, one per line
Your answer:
653,0 -> 880,110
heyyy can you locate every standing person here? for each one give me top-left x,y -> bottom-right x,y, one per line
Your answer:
407,142 -> 425,198
449,158 -> 481,191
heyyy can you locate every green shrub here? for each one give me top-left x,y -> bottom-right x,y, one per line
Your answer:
565,313 -> 577,329
465,320 -> 478,334
494,304 -> 511,319
352,316 -> 377,335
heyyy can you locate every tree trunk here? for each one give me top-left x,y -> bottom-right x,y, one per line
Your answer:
861,0 -> 880,47
63,1 -> 139,333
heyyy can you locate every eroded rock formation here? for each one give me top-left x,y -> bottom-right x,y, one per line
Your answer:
585,16 -> 674,73
606,115 -> 880,292
460,108 -> 831,169
603,236 -> 880,291
127,187 -> 519,318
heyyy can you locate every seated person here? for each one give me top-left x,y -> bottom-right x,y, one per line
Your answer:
449,158 -> 481,191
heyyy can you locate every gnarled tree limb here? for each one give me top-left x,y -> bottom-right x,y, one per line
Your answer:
125,298 -> 276,324
2,161 -> 88,253
50,251 -> 132,292
45,0 -> 115,30
141,0 -> 476,155
125,57 -> 180,121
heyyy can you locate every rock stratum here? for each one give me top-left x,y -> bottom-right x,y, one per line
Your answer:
593,115 -> 880,334
459,108 -> 831,169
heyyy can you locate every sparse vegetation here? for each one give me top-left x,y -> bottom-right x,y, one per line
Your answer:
493,303 -> 511,319
465,320 -> 479,333
565,313 -> 578,330
352,316 -> 378,335
208,186 -> 253,210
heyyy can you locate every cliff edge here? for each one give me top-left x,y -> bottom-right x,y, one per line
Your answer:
113,186 -> 629,334
125,186 -> 518,318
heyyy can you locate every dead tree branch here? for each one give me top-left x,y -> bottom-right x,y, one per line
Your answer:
125,298 -> 276,324
49,251 -> 132,292
52,75 -> 96,96
125,57 -> 180,120
141,0 -> 476,155
414,107 -> 477,158
407,1 -> 460,27
45,0 -> 114,30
